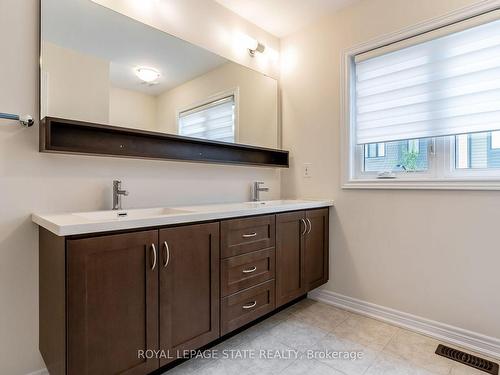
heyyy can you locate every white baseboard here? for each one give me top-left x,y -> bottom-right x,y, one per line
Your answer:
26,369 -> 48,375
308,289 -> 500,360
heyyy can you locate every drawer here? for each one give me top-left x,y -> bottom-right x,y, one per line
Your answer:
221,280 -> 275,335
221,248 -> 275,297
221,215 -> 275,258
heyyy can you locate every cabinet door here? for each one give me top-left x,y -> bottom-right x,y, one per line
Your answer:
305,208 -> 329,291
276,211 -> 306,307
67,230 -> 159,375
159,223 -> 220,366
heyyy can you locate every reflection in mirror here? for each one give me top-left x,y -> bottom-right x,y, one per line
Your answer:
40,0 -> 279,149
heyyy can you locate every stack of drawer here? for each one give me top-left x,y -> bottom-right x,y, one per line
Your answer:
220,215 -> 276,335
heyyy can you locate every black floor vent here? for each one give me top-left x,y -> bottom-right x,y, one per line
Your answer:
435,344 -> 499,375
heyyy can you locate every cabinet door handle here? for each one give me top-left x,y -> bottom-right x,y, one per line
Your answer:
306,218 -> 312,234
300,219 -> 307,236
242,232 -> 257,238
242,301 -> 257,309
242,266 -> 257,274
150,244 -> 157,271
162,241 -> 170,268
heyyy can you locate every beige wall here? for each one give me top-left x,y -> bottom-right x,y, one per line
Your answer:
42,42 -> 110,123
156,62 -> 278,148
109,87 -> 157,130
281,0 -> 500,340
0,1 -> 280,374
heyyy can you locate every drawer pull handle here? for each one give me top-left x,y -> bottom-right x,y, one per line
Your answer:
242,266 -> 257,274
162,241 -> 170,268
300,219 -> 307,236
150,244 -> 157,271
243,301 -> 257,309
242,232 -> 257,238
306,218 -> 312,234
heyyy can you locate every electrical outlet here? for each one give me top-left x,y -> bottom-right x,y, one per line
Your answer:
303,163 -> 312,178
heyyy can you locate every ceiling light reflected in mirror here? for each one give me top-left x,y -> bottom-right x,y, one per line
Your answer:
135,67 -> 160,84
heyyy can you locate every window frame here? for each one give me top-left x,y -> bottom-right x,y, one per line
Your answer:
364,143 -> 385,158
408,139 -> 420,154
490,131 -> 500,150
341,2 -> 500,190
176,88 -> 239,143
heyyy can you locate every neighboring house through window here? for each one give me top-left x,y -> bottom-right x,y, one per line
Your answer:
364,143 -> 385,158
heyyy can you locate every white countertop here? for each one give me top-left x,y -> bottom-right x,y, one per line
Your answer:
32,199 -> 334,236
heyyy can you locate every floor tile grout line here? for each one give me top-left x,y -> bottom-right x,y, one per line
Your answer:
366,326 -> 459,375
285,306 -> 389,375
290,304 -> 352,334
275,356 -> 301,375
311,357 -> 351,375
335,312 -> 403,375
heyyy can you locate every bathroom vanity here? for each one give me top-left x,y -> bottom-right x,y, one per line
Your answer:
36,2 -> 329,374
34,200 -> 332,375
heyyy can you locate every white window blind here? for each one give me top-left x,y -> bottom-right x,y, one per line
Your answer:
179,96 -> 235,143
354,11 -> 500,145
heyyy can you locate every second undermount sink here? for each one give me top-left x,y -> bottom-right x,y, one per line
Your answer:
244,200 -> 309,208
73,207 -> 192,221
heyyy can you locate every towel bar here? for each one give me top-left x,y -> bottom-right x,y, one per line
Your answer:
0,112 -> 34,127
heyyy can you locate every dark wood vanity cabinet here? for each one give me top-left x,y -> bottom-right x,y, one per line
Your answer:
66,231 -> 159,375
276,211 -> 307,307
304,209 -> 329,290
220,215 -> 276,335
158,223 -> 220,366
40,224 -> 220,375
276,208 -> 329,307
39,207 -> 329,375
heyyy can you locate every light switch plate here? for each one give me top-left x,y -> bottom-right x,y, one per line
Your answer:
303,163 -> 312,178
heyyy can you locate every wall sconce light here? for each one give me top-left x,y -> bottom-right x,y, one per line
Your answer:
238,33 -> 266,57
247,39 -> 266,57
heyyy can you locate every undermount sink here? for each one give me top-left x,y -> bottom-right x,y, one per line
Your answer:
244,200 -> 309,208
73,207 -> 191,221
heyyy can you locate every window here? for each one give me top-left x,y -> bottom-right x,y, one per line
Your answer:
344,8 -> 500,188
363,139 -> 429,173
178,95 -> 236,143
364,143 -> 385,158
491,131 -> 500,149
456,131 -> 500,169
408,140 -> 420,154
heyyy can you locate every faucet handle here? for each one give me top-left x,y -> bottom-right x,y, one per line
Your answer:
113,180 -> 128,195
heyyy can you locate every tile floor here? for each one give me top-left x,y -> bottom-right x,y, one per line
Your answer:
163,299 -> 497,375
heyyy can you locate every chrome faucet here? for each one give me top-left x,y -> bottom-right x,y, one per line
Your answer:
252,181 -> 269,202
112,180 -> 129,210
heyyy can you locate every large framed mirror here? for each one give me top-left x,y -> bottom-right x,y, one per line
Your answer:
39,0 -> 287,167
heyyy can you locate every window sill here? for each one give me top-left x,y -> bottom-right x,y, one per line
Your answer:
343,178 -> 500,190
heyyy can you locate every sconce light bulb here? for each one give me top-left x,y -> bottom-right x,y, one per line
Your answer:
248,41 -> 266,57
246,36 -> 259,52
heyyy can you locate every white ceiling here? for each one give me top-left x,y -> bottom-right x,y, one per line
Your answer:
42,0 -> 228,95
215,0 -> 359,37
